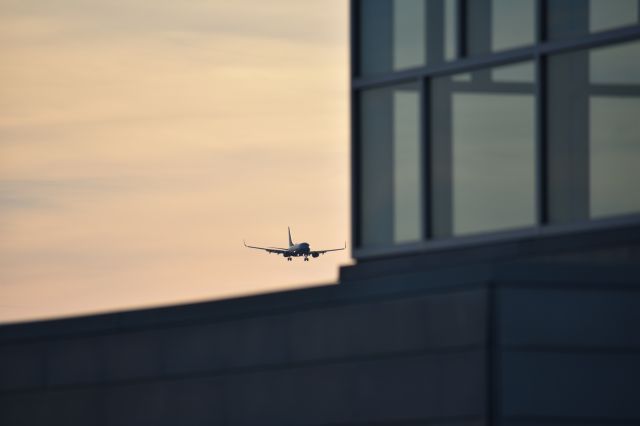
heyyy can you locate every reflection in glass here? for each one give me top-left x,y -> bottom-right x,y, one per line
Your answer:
393,0 -> 425,70
393,89 -> 423,242
444,0 -> 458,61
359,0 -> 457,76
590,0 -> 639,32
590,97 -> 640,218
548,40 -> 640,223
492,62 -> 535,83
548,0 -> 640,41
452,73 -> 472,82
431,62 -> 536,237
360,83 -> 422,247
590,41 -> 640,84
467,0 -> 535,55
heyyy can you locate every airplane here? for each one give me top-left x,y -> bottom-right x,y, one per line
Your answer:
244,227 -> 346,262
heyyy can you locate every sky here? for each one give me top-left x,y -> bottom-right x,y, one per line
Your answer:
0,0 -> 350,324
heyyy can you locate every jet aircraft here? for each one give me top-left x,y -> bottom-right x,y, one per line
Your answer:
244,227 -> 345,261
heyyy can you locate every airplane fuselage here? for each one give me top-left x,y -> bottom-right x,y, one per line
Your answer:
283,242 -> 310,257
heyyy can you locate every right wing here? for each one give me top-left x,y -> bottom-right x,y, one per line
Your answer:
310,242 -> 347,256
243,240 -> 288,255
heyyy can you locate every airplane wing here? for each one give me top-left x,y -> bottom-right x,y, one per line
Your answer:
243,241 -> 288,255
310,242 -> 347,256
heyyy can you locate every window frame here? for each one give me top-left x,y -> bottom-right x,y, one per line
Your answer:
350,0 -> 640,260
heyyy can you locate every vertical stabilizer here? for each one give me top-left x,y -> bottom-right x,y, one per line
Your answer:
288,227 -> 294,247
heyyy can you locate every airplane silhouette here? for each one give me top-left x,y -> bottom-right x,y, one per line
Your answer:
244,227 -> 345,261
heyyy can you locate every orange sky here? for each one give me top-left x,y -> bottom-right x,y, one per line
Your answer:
0,0 -> 350,323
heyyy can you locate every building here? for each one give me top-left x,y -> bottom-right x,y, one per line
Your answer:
2,1 -> 640,424
354,0 -> 640,252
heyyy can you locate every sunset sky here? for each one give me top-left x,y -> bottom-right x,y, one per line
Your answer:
0,0 -> 350,323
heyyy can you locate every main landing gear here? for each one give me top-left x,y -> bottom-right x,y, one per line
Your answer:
287,258 -> 292,261
304,257 -> 309,261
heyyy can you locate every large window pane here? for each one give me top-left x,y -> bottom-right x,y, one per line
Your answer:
359,0 -> 457,77
431,62 -> 536,237
360,83 -> 422,247
467,0 -> 535,55
548,40 -> 640,223
548,0 -> 640,41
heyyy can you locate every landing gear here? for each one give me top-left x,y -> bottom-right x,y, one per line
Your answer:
304,257 -> 309,261
287,258 -> 292,261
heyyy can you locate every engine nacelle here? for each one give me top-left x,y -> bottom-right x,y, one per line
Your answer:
311,253 -> 320,258
283,253 -> 291,258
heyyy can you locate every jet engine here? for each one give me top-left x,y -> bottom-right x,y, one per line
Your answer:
311,253 -> 320,258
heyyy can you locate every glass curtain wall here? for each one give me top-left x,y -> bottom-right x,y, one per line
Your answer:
359,0 -> 457,77
548,40 -> 640,222
360,83 -> 423,247
548,0 -> 640,40
467,0 -> 536,55
355,0 -> 640,251
431,63 -> 536,237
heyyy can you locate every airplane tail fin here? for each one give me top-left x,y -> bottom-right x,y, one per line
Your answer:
288,226 -> 294,247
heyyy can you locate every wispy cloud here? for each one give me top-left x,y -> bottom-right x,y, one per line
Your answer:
0,0 -> 350,323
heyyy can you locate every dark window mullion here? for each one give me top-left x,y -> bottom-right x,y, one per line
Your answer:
421,77 -> 432,240
352,88 -> 361,248
535,55 -> 548,225
535,0 -> 548,225
536,0 -> 547,43
457,0 -> 467,58
350,0 -> 359,248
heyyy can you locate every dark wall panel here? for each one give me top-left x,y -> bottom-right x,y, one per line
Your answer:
503,422 -> 619,426
499,287 -> 640,347
1,289 -> 486,391
0,351 -> 485,426
500,351 -> 640,420
46,336 -> 109,386
0,389 -> 104,426
0,342 -> 45,391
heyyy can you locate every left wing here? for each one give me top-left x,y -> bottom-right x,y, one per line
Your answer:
310,242 -> 347,257
244,240 -> 288,255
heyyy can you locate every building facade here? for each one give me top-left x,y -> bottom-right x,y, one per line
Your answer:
1,1 -> 640,425
353,0 -> 640,257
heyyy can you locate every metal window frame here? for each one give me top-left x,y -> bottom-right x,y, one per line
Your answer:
350,0 -> 360,249
350,0 -> 640,260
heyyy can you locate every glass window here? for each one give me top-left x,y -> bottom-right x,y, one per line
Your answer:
358,0 -> 457,77
431,62 -> 536,237
360,82 -> 423,247
548,0 -> 640,41
444,0 -> 458,61
548,40 -> 640,223
467,0 -> 535,55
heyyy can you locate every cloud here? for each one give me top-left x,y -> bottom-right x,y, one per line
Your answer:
0,0 -> 346,46
0,0 -> 350,323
